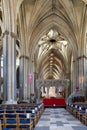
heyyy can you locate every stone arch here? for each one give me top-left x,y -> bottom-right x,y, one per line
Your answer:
37,48 -> 67,77
28,15 -> 78,61
82,0 -> 87,4
82,10 -> 87,56
16,0 -> 24,20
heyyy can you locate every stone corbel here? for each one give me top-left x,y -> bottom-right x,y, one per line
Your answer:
2,30 -> 9,38
19,55 -> 29,60
2,30 -> 18,39
10,32 -> 18,39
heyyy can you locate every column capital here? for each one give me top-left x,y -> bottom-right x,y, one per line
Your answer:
2,30 -> 18,39
19,55 -> 29,60
77,55 -> 87,60
10,32 -> 18,39
2,30 -> 9,37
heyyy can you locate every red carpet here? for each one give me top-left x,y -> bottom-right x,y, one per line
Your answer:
43,97 -> 66,107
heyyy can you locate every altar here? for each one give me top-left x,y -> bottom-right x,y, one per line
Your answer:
43,97 -> 66,108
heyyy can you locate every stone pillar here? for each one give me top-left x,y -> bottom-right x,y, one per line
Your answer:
24,56 -> 29,101
47,87 -> 49,97
81,56 -> 87,99
19,55 -> 29,101
43,85 -> 46,93
65,80 -> 70,99
3,32 -> 16,104
0,57 -> 2,98
19,55 -> 24,100
28,59 -> 34,95
75,56 -> 87,98
73,59 -> 79,91
77,56 -> 84,90
37,87 -> 40,102
34,72 -> 38,99
31,61 -> 34,94
72,56 -> 87,99
27,73 -> 31,102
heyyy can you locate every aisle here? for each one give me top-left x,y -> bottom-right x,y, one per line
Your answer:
34,108 -> 87,130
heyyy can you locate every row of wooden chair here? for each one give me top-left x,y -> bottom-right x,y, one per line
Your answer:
0,103 -> 44,115
67,104 -> 87,126
0,108 -> 42,115
0,113 -> 33,130
0,103 -> 44,130
0,107 -> 44,124
0,103 -> 43,110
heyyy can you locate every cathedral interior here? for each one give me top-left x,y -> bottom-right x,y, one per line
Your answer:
0,0 -> 87,129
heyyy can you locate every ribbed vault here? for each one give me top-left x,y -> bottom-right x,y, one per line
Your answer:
16,0 -> 87,83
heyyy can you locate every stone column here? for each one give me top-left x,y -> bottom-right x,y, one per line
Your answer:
80,56 -> 87,99
65,79 -> 70,99
27,60 -> 32,101
3,31 -> 16,104
83,57 -> 87,88
23,56 -> 29,101
0,57 -> 2,98
28,59 -> 34,95
77,56 -> 84,90
31,61 -> 34,94
34,72 -> 38,100
73,59 -> 79,91
37,87 -> 40,102
72,56 -> 87,99
43,85 -> 46,93
19,55 -> 29,101
19,55 -> 24,100
47,87 -> 49,97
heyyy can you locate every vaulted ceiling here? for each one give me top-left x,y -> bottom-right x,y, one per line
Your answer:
0,0 -> 87,80
17,0 -> 87,80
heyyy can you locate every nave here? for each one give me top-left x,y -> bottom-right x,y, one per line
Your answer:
34,108 -> 87,130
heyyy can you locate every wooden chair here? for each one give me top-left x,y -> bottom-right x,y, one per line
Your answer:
77,106 -> 85,121
0,113 -> 5,128
0,119 -> 2,130
73,105 -> 79,117
4,113 -> 18,130
67,104 -> 75,114
5,109 -> 15,113
16,109 -> 25,113
26,109 -> 37,127
82,109 -> 87,126
18,113 -> 33,130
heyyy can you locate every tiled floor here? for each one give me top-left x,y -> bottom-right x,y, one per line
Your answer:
34,108 -> 87,130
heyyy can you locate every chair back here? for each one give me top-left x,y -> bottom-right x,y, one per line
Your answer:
0,120 -> 2,130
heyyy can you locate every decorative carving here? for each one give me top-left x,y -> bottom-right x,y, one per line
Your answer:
36,79 -> 69,88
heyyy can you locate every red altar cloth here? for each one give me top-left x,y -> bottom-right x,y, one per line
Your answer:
43,97 -> 66,107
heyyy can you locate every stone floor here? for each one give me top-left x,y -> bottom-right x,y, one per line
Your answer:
34,108 -> 87,130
